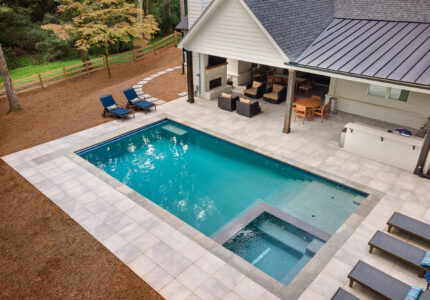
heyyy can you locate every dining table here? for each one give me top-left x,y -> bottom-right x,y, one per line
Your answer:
296,96 -> 322,109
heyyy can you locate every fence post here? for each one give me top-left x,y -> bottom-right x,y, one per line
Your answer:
63,67 -> 67,83
85,61 -> 89,75
133,49 -> 136,62
174,31 -> 178,45
38,73 -> 44,89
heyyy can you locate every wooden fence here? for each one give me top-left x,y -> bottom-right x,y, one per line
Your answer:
0,31 -> 182,96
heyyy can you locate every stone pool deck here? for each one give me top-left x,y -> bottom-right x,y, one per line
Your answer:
3,96 -> 430,299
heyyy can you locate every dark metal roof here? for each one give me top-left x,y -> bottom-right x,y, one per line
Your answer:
296,18 -> 430,86
175,15 -> 188,31
243,0 -> 334,60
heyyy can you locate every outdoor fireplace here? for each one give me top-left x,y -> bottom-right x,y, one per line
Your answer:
209,78 -> 222,90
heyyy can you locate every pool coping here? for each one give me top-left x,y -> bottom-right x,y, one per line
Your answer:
31,113 -> 384,299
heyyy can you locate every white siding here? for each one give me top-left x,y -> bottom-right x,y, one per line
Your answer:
188,0 -> 201,28
332,78 -> 430,129
186,0 -> 286,68
201,0 -> 212,12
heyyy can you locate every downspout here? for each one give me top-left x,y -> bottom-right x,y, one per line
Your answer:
414,129 -> 430,179
198,53 -> 202,96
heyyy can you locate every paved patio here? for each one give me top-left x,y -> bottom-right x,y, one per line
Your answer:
3,96 -> 430,300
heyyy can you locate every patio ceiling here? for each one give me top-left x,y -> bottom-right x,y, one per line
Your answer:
296,18 -> 430,87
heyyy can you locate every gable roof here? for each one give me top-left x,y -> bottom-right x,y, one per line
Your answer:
175,15 -> 189,31
334,0 -> 430,23
243,0 -> 334,60
296,18 -> 430,87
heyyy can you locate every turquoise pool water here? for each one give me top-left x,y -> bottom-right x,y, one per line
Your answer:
224,212 -> 325,285
78,119 -> 366,237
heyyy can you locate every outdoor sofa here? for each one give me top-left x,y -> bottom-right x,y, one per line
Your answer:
263,84 -> 287,104
387,212 -> 430,243
218,92 -> 239,111
368,231 -> 429,277
237,98 -> 261,118
348,261 -> 430,300
331,288 -> 359,300
244,81 -> 266,99
123,88 -> 156,112
100,94 -> 134,119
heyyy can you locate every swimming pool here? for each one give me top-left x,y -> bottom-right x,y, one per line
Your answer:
78,119 -> 367,284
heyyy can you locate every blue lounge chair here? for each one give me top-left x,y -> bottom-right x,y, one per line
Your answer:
123,88 -> 156,112
100,94 -> 134,119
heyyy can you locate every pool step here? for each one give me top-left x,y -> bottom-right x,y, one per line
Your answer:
162,124 -> 188,136
257,220 -> 309,254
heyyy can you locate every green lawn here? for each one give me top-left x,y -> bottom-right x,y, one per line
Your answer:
3,34 -> 177,83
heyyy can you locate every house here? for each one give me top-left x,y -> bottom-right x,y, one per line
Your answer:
177,0 -> 430,175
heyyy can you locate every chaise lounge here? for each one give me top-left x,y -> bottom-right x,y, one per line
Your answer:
244,81 -> 266,99
237,98 -> 261,118
348,261 -> 430,300
368,231 -> 429,277
387,212 -> 430,243
100,94 -> 134,119
218,92 -> 239,111
263,84 -> 287,104
331,288 -> 359,300
123,88 -> 156,112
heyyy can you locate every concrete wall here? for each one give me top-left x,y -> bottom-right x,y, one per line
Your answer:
330,78 -> 430,129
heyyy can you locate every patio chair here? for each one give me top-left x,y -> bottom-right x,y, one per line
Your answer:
237,98 -> 261,118
244,81 -> 266,99
218,92 -> 239,111
263,84 -> 287,104
368,231 -> 429,277
294,104 -> 311,124
312,103 -> 330,122
100,94 -> 134,119
298,81 -> 312,97
123,88 -> 156,112
331,288 -> 359,300
387,212 -> 430,243
348,261 -> 430,300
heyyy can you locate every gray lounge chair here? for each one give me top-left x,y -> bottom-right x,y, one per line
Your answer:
369,231 -> 429,277
348,261 -> 430,300
387,212 -> 430,243
331,288 -> 359,300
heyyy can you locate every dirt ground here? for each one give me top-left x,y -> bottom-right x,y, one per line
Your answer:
0,46 -> 186,157
0,46 -> 186,298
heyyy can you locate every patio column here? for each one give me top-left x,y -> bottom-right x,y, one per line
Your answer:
186,49 -> 194,103
414,130 -> 430,176
283,69 -> 296,134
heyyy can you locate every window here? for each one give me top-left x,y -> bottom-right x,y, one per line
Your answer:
389,88 -> 409,102
368,84 -> 409,102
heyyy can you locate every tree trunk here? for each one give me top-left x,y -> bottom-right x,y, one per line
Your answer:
164,0 -> 172,34
104,54 -> 111,78
0,44 -> 21,112
145,0 -> 149,15
180,0 -> 185,19
137,0 -> 143,40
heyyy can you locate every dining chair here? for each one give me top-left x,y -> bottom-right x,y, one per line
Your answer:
294,104 -> 310,124
313,103 -> 330,122
299,81 -> 313,97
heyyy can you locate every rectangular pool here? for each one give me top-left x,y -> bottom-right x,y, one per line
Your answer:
78,119 -> 367,284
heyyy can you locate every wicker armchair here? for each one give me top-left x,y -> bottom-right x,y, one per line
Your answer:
243,81 -> 266,99
263,84 -> 287,104
237,98 -> 261,118
218,93 -> 239,111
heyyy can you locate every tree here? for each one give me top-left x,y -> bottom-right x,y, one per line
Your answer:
163,0 -> 172,34
0,44 -> 21,112
43,0 -> 159,77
